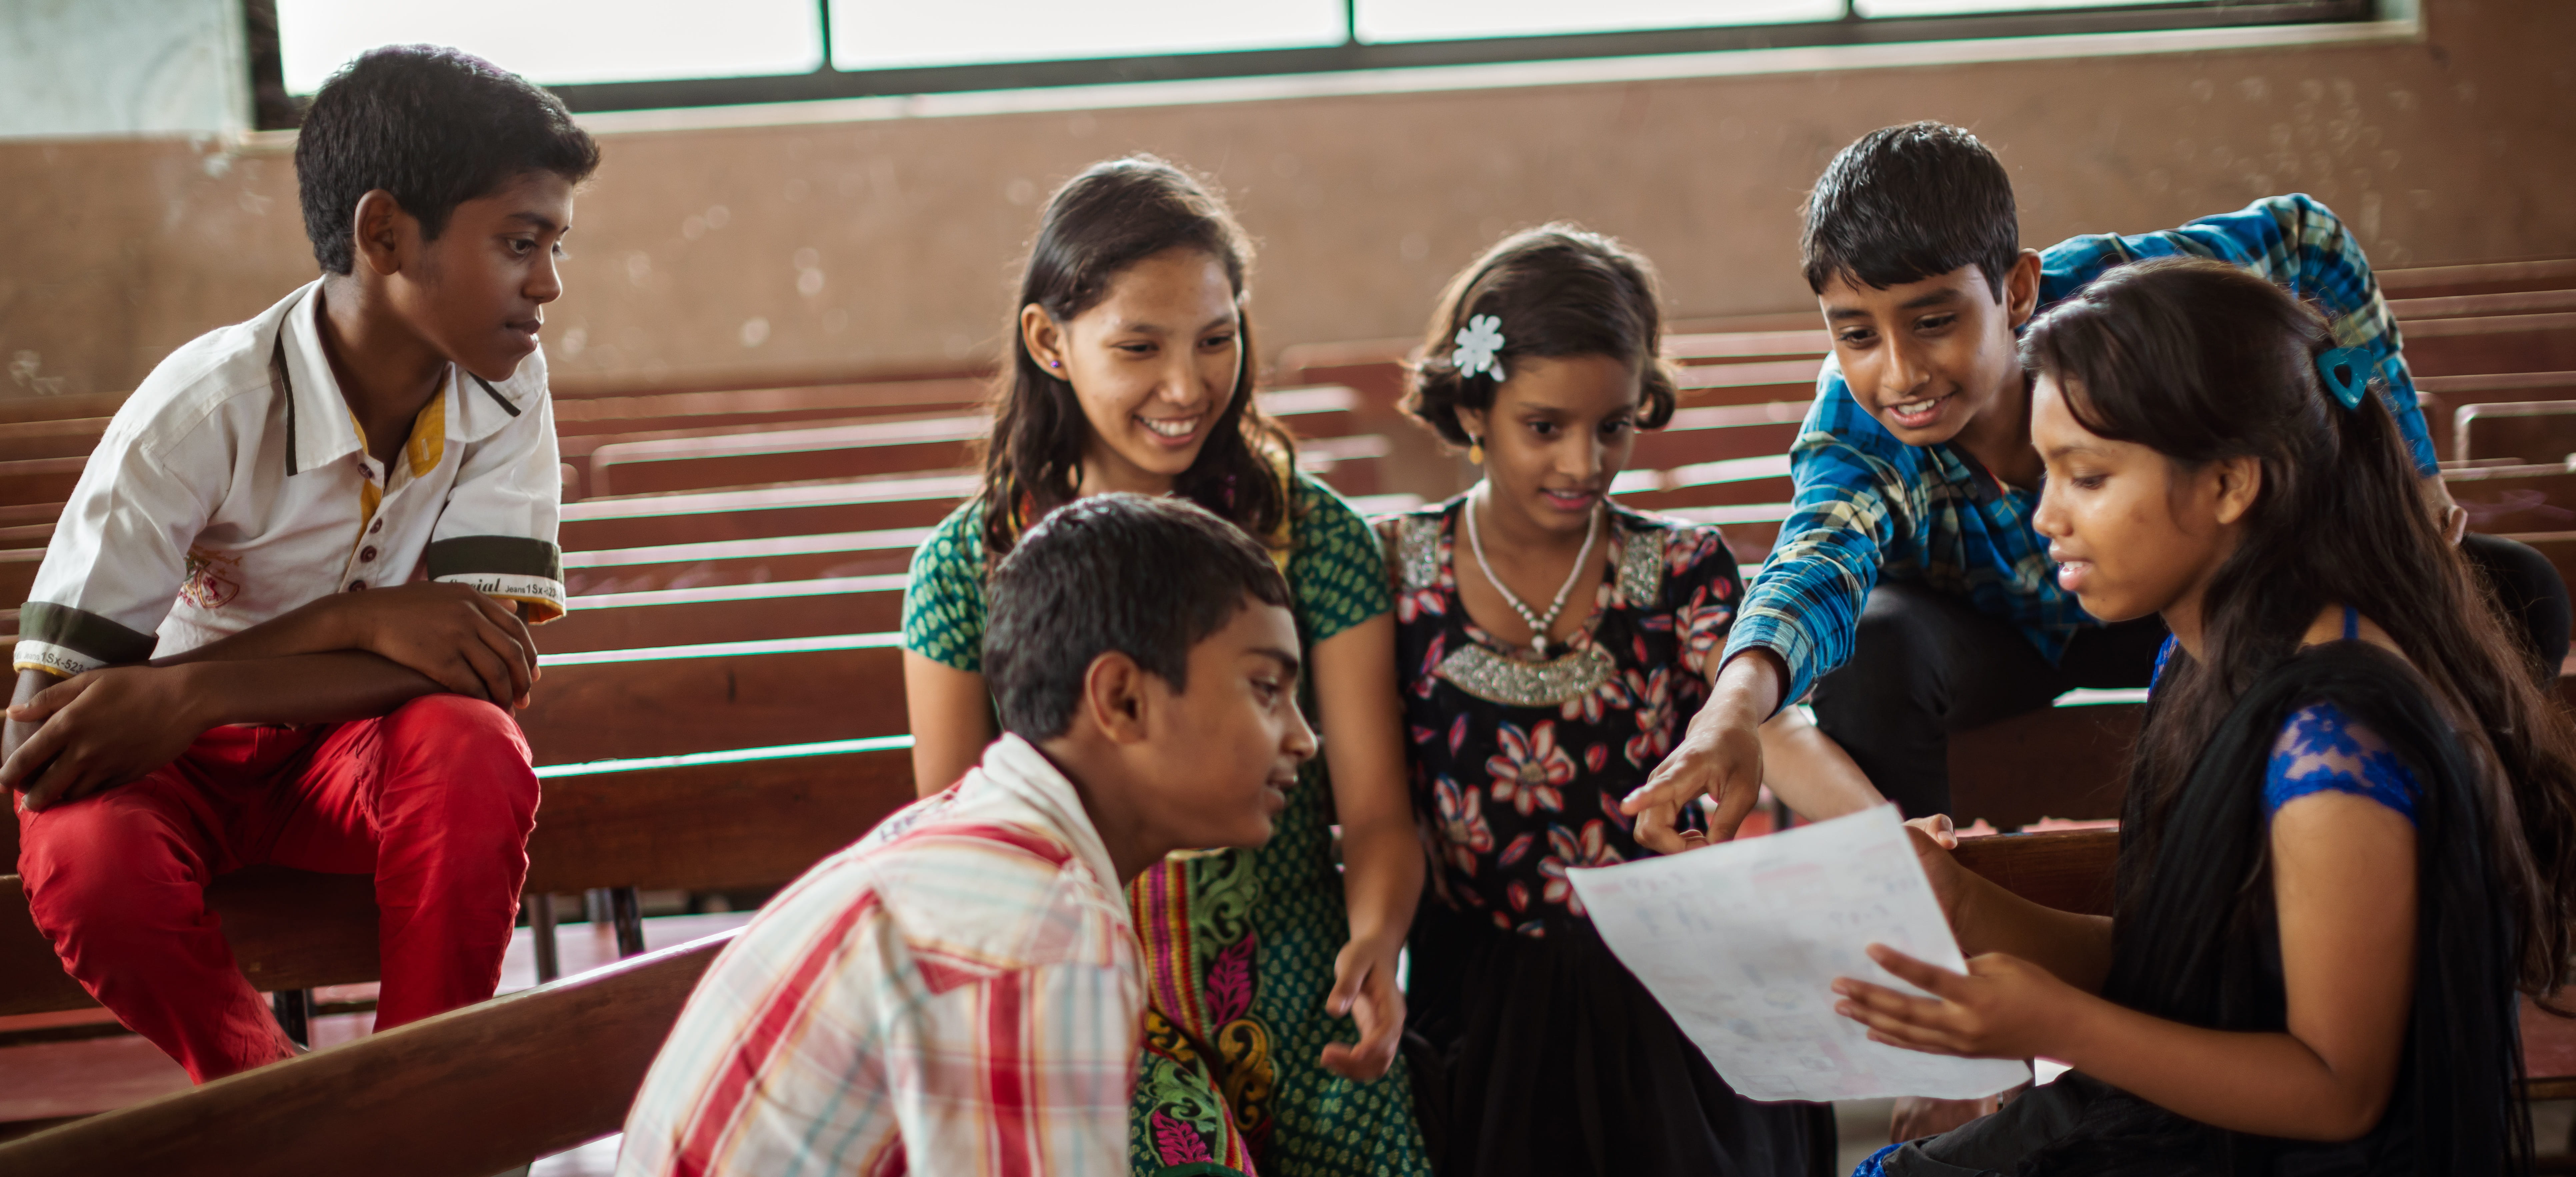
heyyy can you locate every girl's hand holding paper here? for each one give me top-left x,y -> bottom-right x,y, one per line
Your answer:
1833,945 -> 2077,1060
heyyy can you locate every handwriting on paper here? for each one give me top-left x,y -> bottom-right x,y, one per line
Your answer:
1568,805 -> 2031,1102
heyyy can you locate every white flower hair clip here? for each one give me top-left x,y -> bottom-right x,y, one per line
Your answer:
1452,314 -> 1507,383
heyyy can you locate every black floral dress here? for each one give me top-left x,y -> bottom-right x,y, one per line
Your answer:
1376,495 -> 1826,1177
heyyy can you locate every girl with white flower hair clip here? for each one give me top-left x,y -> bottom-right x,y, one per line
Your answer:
1377,224 -> 1883,1176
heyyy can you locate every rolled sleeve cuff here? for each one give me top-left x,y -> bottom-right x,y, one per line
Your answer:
15,601 -> 158,676
1720,610 -> 1821,716
13,643 -> 92,678
427,536 -> 567,622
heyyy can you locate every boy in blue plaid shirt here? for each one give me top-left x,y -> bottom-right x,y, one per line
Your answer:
1621,121 -> 2565,834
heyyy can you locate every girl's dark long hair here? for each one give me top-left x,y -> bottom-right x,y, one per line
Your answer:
977,156 -> 1294,561
2022,255 -> 2576,996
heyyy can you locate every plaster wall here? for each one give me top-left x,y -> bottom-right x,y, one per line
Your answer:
0,0 -> 2569,402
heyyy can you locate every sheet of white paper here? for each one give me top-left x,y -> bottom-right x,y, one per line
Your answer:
1567,805 -> 2030,1102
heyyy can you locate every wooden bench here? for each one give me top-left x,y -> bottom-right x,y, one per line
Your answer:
1948,697 -> 2142,830
582,412 -> 985,500
562,525 -> 931,597
560,472 -> 981,551
2382,258 -> 2576,301
2435,463 -> 2576,588
0,867 -> 381,1018
0,374 -> 999,512
545,443 -> 1791,656
523,626 -> 2141,836
0,739 -> 916,1019
519,635 -> 907,765
1627,400 -> 1808,470
1279,352 -> 1824,424
575,386 -> 1366,501
546,577 -> 907,654
1948,827 -> 2118,915
2454,393 -> 2576,465
558,475 -> 1421,555
552,374 -> 988,438
2402,319 -> 2576,389
0,928 -> 737,1176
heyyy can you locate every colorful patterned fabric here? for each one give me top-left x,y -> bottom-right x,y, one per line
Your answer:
901,499 -> 996,673
616,735 -> 1143,1177
1376,496 -> 1739,936
1723,194 -> 2440,707
899,472 -> 1429,1177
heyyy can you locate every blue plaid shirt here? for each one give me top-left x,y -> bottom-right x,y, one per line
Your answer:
1723,194 -> 2438,706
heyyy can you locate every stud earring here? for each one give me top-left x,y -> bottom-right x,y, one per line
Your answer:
1047,359 -> 1061,370
1467,435 -> 1485,465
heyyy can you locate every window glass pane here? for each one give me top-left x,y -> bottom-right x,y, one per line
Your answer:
828,1 -> 1347,71
1356,0 -> 1843,43
275,0 -> 824,95
1856,0 -> 2201,15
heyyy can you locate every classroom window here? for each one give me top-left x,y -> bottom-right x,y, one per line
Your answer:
270,0 -> 825,94
826,1 -> 1348,71
247,0 -> 2376,129
1355,0 -> 1849,42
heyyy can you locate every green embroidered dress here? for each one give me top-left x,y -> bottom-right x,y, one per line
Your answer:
900,472 -> 1433,1177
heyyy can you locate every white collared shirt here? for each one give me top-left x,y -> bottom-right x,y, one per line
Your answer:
13,279 -> 565,677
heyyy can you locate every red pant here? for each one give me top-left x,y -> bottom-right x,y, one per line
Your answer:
14,694 -> 540,1082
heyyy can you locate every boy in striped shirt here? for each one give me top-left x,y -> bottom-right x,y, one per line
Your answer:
617,493 -> 1317,1176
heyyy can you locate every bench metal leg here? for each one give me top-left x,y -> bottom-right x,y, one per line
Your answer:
529,891 -> 560,984
271,989 -> 311,1049
610,885 -> 645,958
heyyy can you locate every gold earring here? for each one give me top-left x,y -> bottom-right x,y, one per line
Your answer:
1467,435 -> 1485,465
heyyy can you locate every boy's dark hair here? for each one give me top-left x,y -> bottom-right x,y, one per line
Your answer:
984,493 -> 1292,740
1402,223 -> 1678,447
295,45 -> 601,275
1802,121 -> 2019,300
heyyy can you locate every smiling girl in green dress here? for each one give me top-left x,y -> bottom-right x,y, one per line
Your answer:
899,156 -> 1430,1177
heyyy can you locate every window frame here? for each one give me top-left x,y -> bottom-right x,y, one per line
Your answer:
243,0 -> 2374,130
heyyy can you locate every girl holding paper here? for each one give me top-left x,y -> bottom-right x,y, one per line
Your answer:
1835,257 -> 2576,1174
1378,225 -> 1883,1176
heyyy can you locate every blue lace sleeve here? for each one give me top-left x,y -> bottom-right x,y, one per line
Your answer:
2263,702 -> 2421,826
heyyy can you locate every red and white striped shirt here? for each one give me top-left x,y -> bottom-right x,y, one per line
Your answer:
616,735 -> 1143,1177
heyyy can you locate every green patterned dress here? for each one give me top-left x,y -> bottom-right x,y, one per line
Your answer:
900,472 -> 1433,1177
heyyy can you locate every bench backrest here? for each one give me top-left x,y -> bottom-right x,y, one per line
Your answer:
0,929 -> 734,1176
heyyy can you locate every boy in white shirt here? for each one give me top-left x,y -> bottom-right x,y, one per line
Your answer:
4,46 -> 595,1082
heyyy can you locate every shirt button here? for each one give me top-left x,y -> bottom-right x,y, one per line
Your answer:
349,580 -> 367,592
360,546 -> 377,563
369,518 -> 382,534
